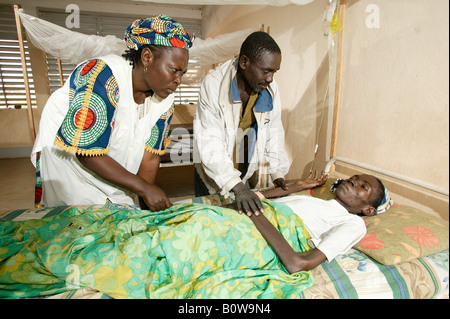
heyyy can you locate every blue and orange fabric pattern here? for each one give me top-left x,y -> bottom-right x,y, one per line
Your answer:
145,105 -> 174,155
54,59 -> 118,157
34,151 -> 42,208
124,15 -> 194,51
54,58 -> 173,157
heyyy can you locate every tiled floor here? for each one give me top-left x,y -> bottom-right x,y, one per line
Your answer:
0,158 -> 195,211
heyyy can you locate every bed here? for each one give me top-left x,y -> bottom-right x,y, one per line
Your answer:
0,171 -> 447,300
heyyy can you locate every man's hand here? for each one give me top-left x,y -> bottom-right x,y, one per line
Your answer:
273,177 -> 288,190
232,182 -> 264,216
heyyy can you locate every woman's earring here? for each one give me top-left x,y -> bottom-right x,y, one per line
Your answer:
144,66 -> 148,74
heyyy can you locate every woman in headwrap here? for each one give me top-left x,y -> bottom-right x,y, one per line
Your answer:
31,15 -> 194,211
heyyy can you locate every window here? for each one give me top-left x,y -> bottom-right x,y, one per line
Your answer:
174,84 -> 202,105
0,5 -> 36,109
39,9 -> 202,105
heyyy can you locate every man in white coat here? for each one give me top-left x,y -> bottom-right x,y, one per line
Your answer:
194,31 -> 290,216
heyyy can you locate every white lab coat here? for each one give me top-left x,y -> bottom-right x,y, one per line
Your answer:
193,59 -> 290,197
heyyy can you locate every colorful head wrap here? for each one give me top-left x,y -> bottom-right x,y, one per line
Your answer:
124,15 -> 194,51
331,178 -> 394,215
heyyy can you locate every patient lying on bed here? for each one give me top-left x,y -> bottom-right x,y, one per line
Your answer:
0,172 -> 392,299
224,171 -> 392,274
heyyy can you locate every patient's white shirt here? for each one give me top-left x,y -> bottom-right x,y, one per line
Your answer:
273,195 -> 366,262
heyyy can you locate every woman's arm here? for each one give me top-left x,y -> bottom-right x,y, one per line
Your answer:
77,153 -> 171,211
136,151 -> 171,210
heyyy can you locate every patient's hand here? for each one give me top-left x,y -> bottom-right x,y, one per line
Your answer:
297,170 -> 328,189
286,249 -> 327,273
255,191 -> 265,199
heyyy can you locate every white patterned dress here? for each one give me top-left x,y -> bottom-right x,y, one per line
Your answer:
32,55 -> 174,207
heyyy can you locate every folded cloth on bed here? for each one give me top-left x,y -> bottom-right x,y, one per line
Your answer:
0,200 -> 313,299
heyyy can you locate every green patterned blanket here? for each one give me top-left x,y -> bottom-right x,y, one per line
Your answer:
0,200 -> 313,299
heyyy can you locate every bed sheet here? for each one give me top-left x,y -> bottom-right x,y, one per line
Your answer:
1,202 -> 315,299
183,194 -> 449,299
0,200 -> 448,299
300,248 -> 448,299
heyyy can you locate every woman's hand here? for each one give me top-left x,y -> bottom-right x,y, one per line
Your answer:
139,184 -> 172,212
136,151 -> 171,211
77,153 -> 171,212
255,191 -> 265,199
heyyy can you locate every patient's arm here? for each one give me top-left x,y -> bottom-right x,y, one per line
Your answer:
260,171 -> 328,199
220,171 -> 328,273
222,202 -> 327,273
250,210 -> 327,273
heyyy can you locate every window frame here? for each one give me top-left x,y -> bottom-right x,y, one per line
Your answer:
39,9 -> 202,106
0,5 -> 37,110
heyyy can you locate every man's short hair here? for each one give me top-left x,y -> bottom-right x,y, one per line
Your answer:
239,31 -> 281,63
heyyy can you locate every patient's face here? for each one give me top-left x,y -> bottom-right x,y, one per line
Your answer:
146,47 -> 189,99
334,174 -> 382,215
241,51 -> 281,93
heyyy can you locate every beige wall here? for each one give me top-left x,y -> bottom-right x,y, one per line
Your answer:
338,0 -> 449,193
337,0 -> 449,219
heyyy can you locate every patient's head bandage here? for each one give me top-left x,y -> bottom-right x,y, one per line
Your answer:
331,178 -> 393,214
125,15 -> 194,51
374,185 -> 394,214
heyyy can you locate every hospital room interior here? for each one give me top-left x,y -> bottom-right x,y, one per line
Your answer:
0,0 -> 448,300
